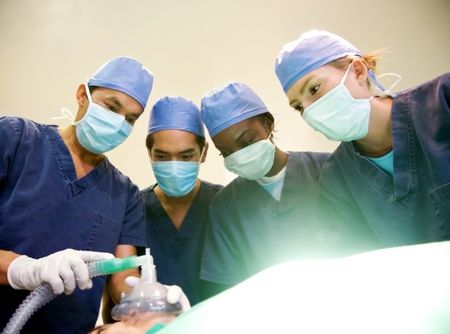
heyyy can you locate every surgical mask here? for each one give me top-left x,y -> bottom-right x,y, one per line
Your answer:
303,64 -> 373,142
224,134 -> 276,180
74,84 -> 132,154
151,154 -> 202,197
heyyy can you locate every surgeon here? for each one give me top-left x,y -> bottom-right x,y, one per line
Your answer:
275,30 -> 450,246
199,82 -> 358,295
140,96 -> 223,304
0,56 -> 154,333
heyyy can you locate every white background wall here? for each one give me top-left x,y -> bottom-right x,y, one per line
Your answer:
1,0 -> 449,189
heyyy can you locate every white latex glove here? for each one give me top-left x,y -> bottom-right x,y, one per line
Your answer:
7,249 -> 114,295
125,276 -> 191,312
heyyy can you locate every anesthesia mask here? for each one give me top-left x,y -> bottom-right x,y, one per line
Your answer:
111,249 -> 182,321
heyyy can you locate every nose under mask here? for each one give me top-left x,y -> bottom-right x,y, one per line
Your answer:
302,63 -> 372,142
223,132 -> 276,180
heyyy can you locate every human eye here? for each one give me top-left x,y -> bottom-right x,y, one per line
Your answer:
153,153 -> 167,161
309,83 -> 320,96
293,103 -> 304,115
104,103 -> 117,113
125,116 -> 135,125
242,136 -> 256,148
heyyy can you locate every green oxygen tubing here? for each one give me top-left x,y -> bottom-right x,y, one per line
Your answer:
2,255 -> 149,334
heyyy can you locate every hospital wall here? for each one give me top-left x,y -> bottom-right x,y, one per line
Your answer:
0,0 -> 449,188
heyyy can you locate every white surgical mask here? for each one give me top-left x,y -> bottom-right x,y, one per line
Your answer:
303,64 -> 373,142
224,133 -> 275,180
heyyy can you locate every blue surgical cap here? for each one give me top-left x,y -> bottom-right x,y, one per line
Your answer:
275,30 -> 361,92
200,82 -> 268,138
148,96 -> 205,137
88,56 -> 154,109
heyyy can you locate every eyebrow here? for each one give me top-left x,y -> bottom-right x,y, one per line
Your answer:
288,76 -> 313,106
214,129 -> 255,153
235,129 -> 254,143
103,96 -> 123,109
152,149 -> 169,154
105,96 -> 143,121
179,148 -> 196,154
153,148 -> 196,154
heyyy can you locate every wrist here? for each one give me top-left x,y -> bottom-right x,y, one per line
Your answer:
0,250 -> 21,285
7,255 -> 35,289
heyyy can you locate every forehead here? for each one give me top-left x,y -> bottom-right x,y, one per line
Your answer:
151,130 -> 199,150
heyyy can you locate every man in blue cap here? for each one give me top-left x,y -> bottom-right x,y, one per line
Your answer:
140,96 -> 222,305
199,82 -> 351,296
0,56 -> 155,333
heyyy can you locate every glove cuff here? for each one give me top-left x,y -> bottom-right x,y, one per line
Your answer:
7,255 -> 34,290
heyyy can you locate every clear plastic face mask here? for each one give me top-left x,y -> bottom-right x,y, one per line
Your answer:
111,249 -> 182,321
111,282 -> 182,321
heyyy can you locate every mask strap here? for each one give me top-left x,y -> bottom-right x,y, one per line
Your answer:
339,62 -> 354,85
368,70 -> 402,95
367,70 -> 386,92
51,107 -> 76,124
85,83 -> 93,103
198,147 -> 206,162
376,73 -> 402,95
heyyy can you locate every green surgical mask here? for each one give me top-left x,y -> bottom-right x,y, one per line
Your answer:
303,64 -> 372,142
224,133 -> 275,180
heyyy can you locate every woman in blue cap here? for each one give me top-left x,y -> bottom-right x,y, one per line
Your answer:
140,96 -> 223,305
199,82 -> 355,295
0,56 -> 176,333
275,30 -> 450,246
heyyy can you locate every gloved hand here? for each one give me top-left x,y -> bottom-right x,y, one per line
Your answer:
125,276 -> 191,312
7,249 -> 114,295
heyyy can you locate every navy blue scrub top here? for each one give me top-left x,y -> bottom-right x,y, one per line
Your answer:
0,117 -> 147,334
200,151 -> 352,286
139,181 -> 222,305
320,73 -> 450,247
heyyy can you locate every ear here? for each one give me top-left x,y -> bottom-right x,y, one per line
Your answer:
265,120 -> 275,139
75,84 -> 88,107
72,84 -> 89,123
200,142 -> 209,163
261,116 -> 274,133
351,59 -> 369,87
